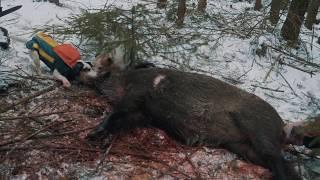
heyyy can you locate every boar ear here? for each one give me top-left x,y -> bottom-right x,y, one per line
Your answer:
105,56 -> 114,66
101,56 -> 113,66
108,56 -> 113,63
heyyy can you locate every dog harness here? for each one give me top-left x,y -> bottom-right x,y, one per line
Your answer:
26,32 -> 83,80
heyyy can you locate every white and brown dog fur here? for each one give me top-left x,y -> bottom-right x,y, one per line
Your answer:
30,49 -> 92,88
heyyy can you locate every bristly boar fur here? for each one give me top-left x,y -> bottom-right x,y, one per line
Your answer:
84,65 -> 301,180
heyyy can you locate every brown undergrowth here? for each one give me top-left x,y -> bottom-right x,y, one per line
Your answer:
0,83 -> 271,179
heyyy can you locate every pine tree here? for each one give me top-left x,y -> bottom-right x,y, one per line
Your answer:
176,0 -> 186,26
157,0 -> 167,9
281,0 -> 289,10
254,0 -> 262,11
270,0 -> 282,24
305,0 -> 320,30
197,0 -> 207,14
281,0 -> 309,45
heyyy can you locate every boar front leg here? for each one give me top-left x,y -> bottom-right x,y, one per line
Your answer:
86,110 -> 146,141
86,113 -> 119,141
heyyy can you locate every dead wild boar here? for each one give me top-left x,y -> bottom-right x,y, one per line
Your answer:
82,62 -> 300,180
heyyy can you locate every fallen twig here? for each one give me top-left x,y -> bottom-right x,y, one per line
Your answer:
251,84 -> 284,93
0,145 -> 103,153
0,120 -> 71,147
0,110 -> 73,121
34,126 -> 96,139
278,72 -> 300,98
0,85 -> 57,114
280,61 -> 315,75
157,147 -> 201,179
95,136 -> 117,173
268,45 -> 320,69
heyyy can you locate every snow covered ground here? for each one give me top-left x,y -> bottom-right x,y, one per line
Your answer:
0,0 -> 319,122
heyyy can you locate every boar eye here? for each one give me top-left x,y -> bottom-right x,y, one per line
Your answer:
107,57 -> 113,64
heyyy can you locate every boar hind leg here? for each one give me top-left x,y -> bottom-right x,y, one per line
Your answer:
87,111 -> 145,141
228,140 -> 289,179
230,112 -> 300,180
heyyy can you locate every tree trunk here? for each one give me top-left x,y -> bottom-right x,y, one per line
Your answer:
254,0 -> 262,11
197,0 -> 207,14
48,0 -> 61,6
281,0 -> 309,45
269,0 -> 282,24
281,0 -> 289,10
305,0 -> 320,30
176,0 -> 186,27
157,0 -> 167,9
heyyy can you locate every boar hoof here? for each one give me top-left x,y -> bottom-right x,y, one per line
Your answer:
86,126 -> 109,141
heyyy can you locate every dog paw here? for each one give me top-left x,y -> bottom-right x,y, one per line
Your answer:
62,80 -> 71,88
